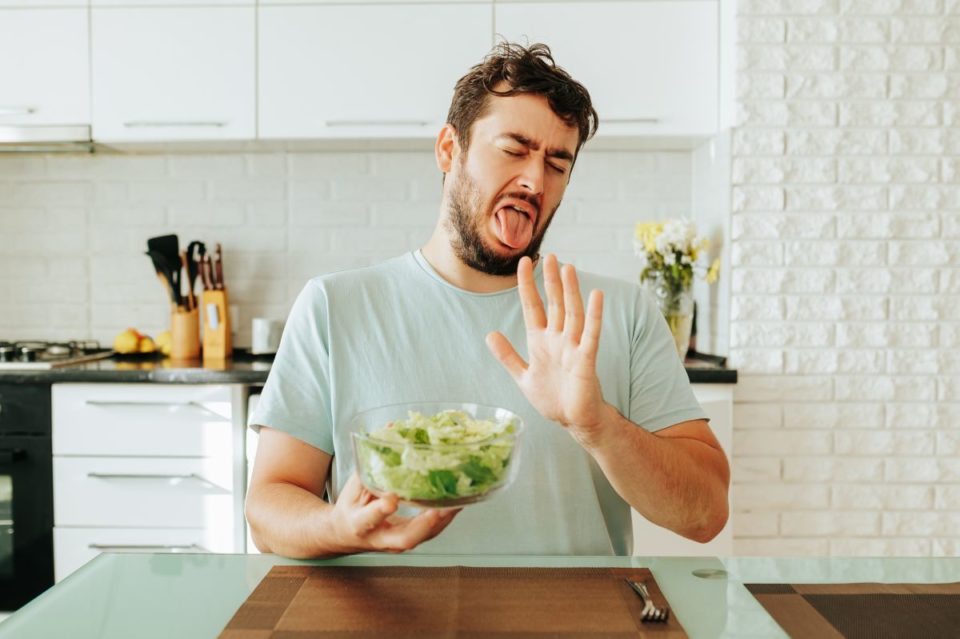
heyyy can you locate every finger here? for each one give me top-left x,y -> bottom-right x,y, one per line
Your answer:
423,508 -> 462,542
485,331 -> 528,380
579,289 -> 604,364
349,493 -> 398,537
338,471 -> 366,504
373,508 -> 446,552
543,254 -> 564,332
517,256 -> 546,331
561,263 -> 585,344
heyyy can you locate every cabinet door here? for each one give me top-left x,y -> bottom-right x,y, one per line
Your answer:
52,383 -> 234,457
0,9 -> 89,125
91,7 -> 255,142
631,384 -> 732,556
495,1 -> 718,137
259,4 -> 492,139
53,456 -> 235,528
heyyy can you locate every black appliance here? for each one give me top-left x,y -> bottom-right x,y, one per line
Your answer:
0,383 -> 53,610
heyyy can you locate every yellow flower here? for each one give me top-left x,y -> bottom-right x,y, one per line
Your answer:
634,222 -> 662,253
706,257 -> 721,284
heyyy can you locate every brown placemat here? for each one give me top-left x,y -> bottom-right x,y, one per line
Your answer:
219,565 -> 688,638
746,582 -> 960,639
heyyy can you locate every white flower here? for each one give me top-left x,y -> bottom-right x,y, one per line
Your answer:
663,251 -> 676,266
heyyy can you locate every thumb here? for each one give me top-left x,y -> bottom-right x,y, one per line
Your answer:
485,331 -> 528,381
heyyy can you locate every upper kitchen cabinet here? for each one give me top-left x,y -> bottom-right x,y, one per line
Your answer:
495,1 -> 718,139
0,9 -> 89,125
91,7 -> 255,142
258,4 -> 492,140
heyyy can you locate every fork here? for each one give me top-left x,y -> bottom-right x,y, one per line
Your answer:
625,578 -> 670,622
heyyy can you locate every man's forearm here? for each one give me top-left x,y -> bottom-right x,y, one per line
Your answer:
245,482 -> 352,559
580,404 -> 730,543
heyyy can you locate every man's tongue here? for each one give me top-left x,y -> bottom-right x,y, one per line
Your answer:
494,206 -> 533,249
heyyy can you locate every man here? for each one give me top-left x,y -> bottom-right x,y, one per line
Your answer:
245,42 -> 729,558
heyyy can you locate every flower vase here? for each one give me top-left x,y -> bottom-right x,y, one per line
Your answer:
643,273 -> 694,359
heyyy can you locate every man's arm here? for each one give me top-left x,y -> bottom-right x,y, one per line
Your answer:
486,254 -> 730,543
245,426 -> 459,558
582,411 -> 729,543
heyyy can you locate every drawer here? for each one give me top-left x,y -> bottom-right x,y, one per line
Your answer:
53,383 -> 235,456
54,456 -> 235,528
54,526 -> 236,583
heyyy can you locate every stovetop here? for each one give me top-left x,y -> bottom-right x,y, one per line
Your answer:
0,340 -> 114,370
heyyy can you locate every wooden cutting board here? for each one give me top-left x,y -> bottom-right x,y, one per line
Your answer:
219,565 -> 688,638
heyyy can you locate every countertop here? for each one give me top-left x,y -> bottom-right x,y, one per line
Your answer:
2,553 -> 958,638
0,350 -> 736,385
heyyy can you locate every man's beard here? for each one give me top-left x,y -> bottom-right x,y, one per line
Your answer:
445,163 -> 558,276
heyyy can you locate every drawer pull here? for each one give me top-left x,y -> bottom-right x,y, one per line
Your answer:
605,117 -> 661,123
123,121 -> 227,128
84,399 -> 228,420
0,106 -> 37,116
87,472 -> 228,493
88,543 -> 208,552
325,119 -> 434,127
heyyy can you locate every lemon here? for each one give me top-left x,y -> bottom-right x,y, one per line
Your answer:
113,328 -> 140,354
139,336 -> 157,353
155,330 -> 173,356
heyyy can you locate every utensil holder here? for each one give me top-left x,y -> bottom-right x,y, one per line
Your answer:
202,288 -> 232,360
170,308 -> 200,359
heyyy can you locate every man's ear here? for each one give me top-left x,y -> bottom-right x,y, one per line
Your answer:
435,124 -> 460,173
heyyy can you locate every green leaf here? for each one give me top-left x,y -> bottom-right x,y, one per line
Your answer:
428,470 -> 459,496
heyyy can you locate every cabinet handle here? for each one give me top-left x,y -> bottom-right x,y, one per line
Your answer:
123,121 -> 227,128
325,119 -> 434,127
87,472 -> 227,492
0,106 -> 37,116
85,399 -> 228,420
604,117 -> 661,124
88,543 -> 209,552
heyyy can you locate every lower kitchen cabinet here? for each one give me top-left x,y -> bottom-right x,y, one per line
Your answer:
51,383 -> 249,582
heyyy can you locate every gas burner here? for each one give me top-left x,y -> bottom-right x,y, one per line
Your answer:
0,339 -> 112,370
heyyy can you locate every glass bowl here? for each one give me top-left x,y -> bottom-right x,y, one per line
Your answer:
350,402 -> 524,508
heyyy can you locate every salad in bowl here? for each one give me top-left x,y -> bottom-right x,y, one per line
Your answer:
350,402 -> 524,507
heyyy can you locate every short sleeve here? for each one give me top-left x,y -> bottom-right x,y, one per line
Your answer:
247,280 -> 335,453
627,288 -> 708,432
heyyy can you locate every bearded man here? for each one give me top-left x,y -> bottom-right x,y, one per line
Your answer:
245,42 -> 729,558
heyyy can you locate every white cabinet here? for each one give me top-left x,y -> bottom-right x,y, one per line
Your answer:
51,383 -> 248,582
0,9 -> 89,125
631,383 -> 733,556
495,1 -> 719,138
91,7 -> 255,142
258,3 -> 492,139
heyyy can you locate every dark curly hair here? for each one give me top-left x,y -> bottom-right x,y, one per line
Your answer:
446,41 -> 599,161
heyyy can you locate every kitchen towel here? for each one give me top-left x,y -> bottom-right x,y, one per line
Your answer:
218,565 -> 688,638
746,582 -> 960,639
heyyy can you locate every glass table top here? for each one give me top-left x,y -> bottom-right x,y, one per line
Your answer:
2,553 -> 959,639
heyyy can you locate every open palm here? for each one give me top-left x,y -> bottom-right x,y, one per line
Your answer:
486,254 -> 607,440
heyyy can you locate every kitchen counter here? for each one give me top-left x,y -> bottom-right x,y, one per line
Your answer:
0,351 -> 736,385
2,552 -> 958,638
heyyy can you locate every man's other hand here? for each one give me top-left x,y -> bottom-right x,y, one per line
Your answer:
330,472 -> 461,554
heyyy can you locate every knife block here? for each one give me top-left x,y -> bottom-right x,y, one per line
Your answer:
202,288 -> 232,360
170,308 -> 200,359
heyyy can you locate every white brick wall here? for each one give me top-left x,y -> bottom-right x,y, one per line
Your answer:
733,0 -> 959,556
0,149 -> 691,346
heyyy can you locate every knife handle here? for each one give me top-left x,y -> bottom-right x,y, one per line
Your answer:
214,243 -> 224,290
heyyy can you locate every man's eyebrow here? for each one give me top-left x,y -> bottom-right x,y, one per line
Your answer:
499,132 -> 575,162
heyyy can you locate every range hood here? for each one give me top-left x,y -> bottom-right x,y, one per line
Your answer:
0,125 -> 94,153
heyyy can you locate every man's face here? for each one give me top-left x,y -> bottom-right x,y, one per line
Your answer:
443,91 -> 580,276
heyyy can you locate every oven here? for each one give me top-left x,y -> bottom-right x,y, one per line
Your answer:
0,383 -> 53,610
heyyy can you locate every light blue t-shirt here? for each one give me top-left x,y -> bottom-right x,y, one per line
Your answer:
249,250 -> 707,555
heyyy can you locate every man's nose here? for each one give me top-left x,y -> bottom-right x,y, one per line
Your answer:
516,158 -> 544,195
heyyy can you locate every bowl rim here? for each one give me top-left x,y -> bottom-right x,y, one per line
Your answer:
349,402 -> 525,449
